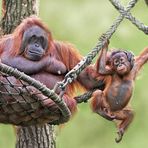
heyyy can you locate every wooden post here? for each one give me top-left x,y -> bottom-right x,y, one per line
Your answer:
0,1 -> 56,148
16,125 -> 55,148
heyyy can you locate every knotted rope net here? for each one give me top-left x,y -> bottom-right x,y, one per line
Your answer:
0,64 -> 71,126
0,0 -> 147,126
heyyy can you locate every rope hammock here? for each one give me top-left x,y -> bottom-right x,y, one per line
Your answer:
0,0 -> 147,126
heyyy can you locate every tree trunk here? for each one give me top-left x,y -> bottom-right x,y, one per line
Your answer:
0,0 -> 39,34
16,125 -> 55,148
0,1 -> 56,148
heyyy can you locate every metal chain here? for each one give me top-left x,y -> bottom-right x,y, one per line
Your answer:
56,0 -> 138,91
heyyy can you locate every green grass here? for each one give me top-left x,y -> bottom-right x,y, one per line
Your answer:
0,0 -> 148,148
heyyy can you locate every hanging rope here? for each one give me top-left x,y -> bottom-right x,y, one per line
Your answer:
0,0 -> 147,125
56,0 -> 138,92
110,0 -> 148,34
68,0 -> 148,103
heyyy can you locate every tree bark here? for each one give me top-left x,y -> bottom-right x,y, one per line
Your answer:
16,125 -> 55,148
0,1 -> 56,148
0,0 -> 39,34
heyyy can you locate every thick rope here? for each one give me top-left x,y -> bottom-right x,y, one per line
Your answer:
110,0 -> 148,34
75,90 -> 94,103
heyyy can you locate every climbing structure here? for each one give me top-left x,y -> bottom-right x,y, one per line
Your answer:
0,0 -> 147,126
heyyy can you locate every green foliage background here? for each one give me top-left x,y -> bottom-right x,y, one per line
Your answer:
0,0 -> 148,148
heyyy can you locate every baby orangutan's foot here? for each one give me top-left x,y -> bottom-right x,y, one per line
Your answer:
115,128 -> 124,143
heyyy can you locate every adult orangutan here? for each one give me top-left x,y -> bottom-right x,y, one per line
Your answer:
0,16 -> 103,125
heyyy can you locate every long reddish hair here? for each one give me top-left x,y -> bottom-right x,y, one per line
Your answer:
52,40 -> 85,98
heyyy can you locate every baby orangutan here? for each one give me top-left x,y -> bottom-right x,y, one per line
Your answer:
91,40 -> 148,143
